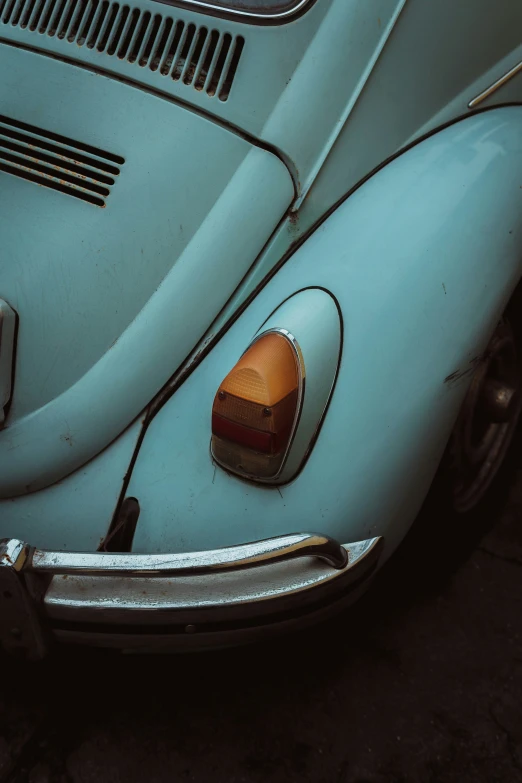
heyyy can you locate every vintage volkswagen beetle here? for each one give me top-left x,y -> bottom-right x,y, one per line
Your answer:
1,0 -> 522,657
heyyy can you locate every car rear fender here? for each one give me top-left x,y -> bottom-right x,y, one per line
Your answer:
122,107 -> 522,557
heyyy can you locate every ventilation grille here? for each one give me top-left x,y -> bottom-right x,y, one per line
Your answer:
0,0 -> 244,101
0,114 -> 124,206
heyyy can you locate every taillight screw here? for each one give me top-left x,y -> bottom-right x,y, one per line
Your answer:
218,391 -> 226,401
263,407 -> 272,417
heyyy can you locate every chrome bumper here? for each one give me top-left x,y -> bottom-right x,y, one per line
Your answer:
0,533 -> 383,658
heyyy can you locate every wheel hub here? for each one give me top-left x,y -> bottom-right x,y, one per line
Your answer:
479,377 -> 516,422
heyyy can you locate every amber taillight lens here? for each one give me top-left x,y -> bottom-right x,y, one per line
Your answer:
211,331 -> 303,479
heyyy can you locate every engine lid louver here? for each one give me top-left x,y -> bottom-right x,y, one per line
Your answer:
0,0 -> 244,101
0,114 -> 124,206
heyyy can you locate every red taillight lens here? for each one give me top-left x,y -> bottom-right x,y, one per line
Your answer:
211,331 -> 303,479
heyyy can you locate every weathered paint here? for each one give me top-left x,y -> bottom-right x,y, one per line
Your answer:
0,47 -> 293,496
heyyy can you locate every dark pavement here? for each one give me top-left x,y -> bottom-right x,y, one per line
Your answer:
1,476 -> 522,782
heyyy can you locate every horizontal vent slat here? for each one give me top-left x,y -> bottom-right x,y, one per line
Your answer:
0,125 -> 119,174
0,135 -> 115,183
1,0 -> 244,101
0,161 -> 106,206
0,148 -> 111,195
0,113 -> 123,165
0,114 -> 124,207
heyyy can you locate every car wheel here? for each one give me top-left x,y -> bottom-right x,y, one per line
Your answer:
449,300 -> 522,518
400,283 -> 522,587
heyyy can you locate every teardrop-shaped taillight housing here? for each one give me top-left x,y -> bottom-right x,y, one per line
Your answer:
211,331 -> 303,479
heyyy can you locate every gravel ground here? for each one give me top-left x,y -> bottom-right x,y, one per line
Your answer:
1,477 -> 521,783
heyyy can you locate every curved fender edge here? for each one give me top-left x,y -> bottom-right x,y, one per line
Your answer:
127,107 -> 522,559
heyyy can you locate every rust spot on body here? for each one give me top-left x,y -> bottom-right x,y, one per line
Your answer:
287,209 -> 300,239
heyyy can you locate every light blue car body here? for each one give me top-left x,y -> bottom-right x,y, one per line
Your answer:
2,0 -> 522,563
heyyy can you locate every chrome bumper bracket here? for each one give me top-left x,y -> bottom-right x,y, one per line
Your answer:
0,540 -> 49,659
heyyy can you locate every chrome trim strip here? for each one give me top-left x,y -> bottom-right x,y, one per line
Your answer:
468,59 -> 522,108
165,0 -> 314,22
28,532 -> 348,576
